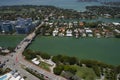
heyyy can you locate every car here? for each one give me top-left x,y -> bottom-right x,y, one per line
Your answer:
6,59 -> 9,62
11,54 -> 13,57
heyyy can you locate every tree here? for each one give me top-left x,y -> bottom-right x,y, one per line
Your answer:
40,53 -> 51,59
69,57 -> 78,65
0,68 -> 3,74
52,55 -> 62,63
64,66 -> 77,75
23,49 -> 36,60
115,34 -> 120,38
92,66 -> 100,77
53,65 -> 64,75
115,65 -> 120,74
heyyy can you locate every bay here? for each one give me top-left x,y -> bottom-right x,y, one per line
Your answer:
0,0 -> 102,11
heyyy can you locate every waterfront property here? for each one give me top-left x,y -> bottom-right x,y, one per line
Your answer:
0,17 -> 39,34
0,21 -> 14,33
29,36 -> 120,65
15,17 -> 36,34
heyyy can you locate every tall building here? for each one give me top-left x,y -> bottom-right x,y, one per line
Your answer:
15,17 -> 34,34
2,21 -> 14,33
15,25 -> 30,34
0,22 -> 2,32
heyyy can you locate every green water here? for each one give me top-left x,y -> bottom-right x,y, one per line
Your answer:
29,36 -> 120,65
0,35 -> 25,48
0,35 -> 119,65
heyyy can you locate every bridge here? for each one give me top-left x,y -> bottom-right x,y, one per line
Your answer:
0,13 -> 67,80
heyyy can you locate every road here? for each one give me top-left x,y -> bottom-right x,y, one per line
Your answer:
0,13 -> 67,80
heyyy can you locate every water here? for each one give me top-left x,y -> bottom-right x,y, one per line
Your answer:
0,0 -> 119,11
29,36 -> 120,65
0,35 -> 25,48
0,0 -> 102,11
0,75 -> 7,80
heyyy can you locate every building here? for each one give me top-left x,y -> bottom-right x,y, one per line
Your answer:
85,28 -> 93,37
31,58 -> 40,65
1,21 -> 14,33
0,22 -> 2,32
15,17 -> 34,34
53,29 -> 58,36
66,29 -> 73,37
15,25 -> 30,34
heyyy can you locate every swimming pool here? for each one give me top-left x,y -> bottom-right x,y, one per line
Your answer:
0,75 -> 7,80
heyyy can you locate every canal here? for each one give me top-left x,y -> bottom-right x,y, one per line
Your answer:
29,36 -> 120,65
0,35 -> 119,65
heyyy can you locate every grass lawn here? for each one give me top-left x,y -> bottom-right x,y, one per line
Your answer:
39,62 -> 51,72
71,65 -> 98,80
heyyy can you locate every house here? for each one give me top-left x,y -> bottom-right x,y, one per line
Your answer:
114,29 -> 120,34
66,29 -> 73,37
85,29 -> 93,37
52,28 -> 58,36
73,21 -> 78,27
68,22 -> 73,28
1,48 -> 10,53
103,14 -> 112,18
58,33 -> 65,37
31,58 -> 40,65
82,33 -> 86,37
79,22 -> 84,27
96,33 -> 101,38
32,20 -> 40,26
49,22 -> 53,26
74,29 -> 80,38
112,22 -> 120,26
105,32 -> 114,38
117,73 -> 120,80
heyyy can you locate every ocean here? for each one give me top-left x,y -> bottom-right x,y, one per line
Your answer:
0,0 -> 103,11
0,0 -> 120,11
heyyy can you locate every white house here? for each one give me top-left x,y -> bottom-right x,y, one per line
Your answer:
1,49 -> 10,53
31,58 -> 40,65
82,33 -> 86,37
85,29 -> 93,37
114,29 -> 120,34
66,29 -> 73,37
96,33 -> 101,38
52,29 -> 58,36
